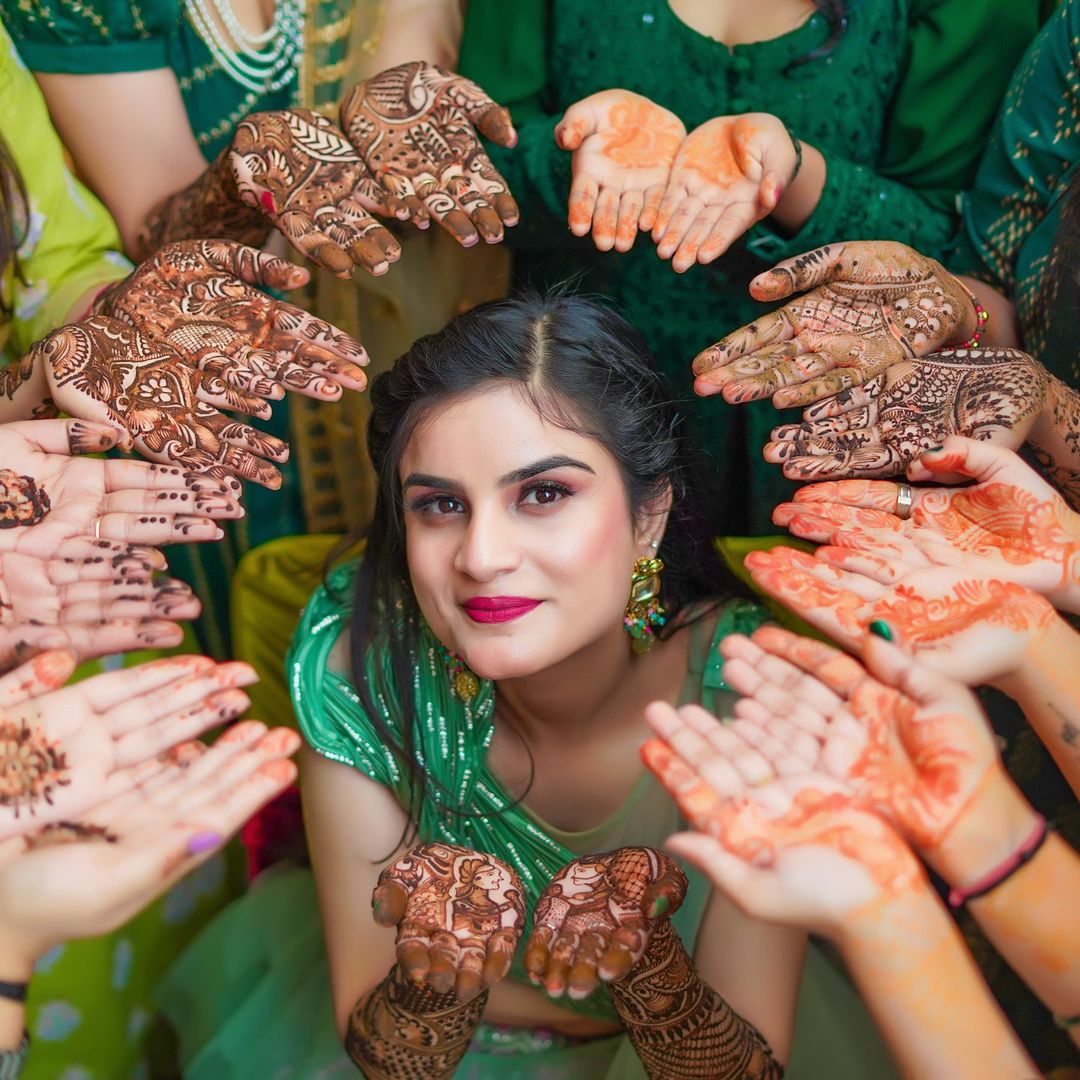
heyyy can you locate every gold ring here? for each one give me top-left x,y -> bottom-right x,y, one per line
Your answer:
894,482 -> 914,521
93,517 -> 102,540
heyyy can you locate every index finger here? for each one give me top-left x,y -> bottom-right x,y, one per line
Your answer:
692,309 -> 795,376
0,649 -> 77,705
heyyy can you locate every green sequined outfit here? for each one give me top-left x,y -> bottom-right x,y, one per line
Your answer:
459,0 -> 1040,534
0,0 -> 355,658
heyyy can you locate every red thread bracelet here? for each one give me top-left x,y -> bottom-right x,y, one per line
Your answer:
942,281 -> 989,351
947,815 -> 1048,908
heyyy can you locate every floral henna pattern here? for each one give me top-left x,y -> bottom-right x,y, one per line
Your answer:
524,847 -> 686,998
372,842 -> 525,1001
97,240 -> 368,403
0,469 -> 50,528
1029,373 -> 1080,510
767,348 -> 1046,480
35,315 -> 286,488
695,241 -> 972,407
0,719 -> 70,818
227,109 -> 400,276
340,61 -> 518,244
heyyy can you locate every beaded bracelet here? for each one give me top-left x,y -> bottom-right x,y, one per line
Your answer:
943,279 -> 989,351
946,815 -> 1048,908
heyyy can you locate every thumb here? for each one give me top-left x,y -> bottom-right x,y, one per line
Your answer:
905,435 -> 1013,485
32,417 -> 122,456
0,649 -> 77,706
205,241 -> 309,292
446,73 -> 516,146
859,630 -> 972,714
749,243 -> 846,302
555,100 -> 598,151
371,879 -> 409,927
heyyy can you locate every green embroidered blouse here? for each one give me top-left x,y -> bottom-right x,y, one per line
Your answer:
290,559 -> 767,1022
458,0 -> 1042,533
949,0 -> 1080,386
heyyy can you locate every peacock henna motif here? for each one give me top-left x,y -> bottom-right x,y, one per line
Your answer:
767,348 -> 1047,481
96,240 -> 369,405
34,315 -> 287,488
0,719 -> 70,818
0,469 -> 49,528
695,241 -> 972,407
340,62 -> 518,245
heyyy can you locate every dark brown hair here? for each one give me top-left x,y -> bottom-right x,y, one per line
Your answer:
0,135 -> 29,322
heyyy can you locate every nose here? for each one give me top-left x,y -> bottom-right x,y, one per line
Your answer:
453,502 -> 521,582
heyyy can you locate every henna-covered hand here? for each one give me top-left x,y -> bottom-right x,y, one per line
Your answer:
776,438 -> 1080,614
765,347 -> 1046,481
0,418 -> 242,549
0,720 -> 299,965
340,61 -> 518,246
717,626 -> 999,851
652,114 -> 797,273
36,316 -> 289,488
554,90 -> 685,253
0,650 -> 256,838
372,842 -> 525,1003
694,242 -> 974,405
523,847 -> 686,1000
97,240 -> 369,408
224,110 -> 400,277
745,545 -> 1056,686
0,546 -> 198,668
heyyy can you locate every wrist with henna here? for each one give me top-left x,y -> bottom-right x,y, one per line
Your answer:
344,963 -> 488,1079
608,921 -> 783,1079
1027,373 -> 1080,511
137,156 -> 268,260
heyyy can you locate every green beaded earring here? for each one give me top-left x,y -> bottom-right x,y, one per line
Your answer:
624,553 -> 666,654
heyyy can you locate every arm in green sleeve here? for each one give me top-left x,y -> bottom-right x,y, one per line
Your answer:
949,1 -> 1080,290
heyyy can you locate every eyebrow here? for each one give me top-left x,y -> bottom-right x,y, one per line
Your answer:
402,455 -> 595,492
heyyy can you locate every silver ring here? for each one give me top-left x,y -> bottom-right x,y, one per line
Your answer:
894,482 -> 914,521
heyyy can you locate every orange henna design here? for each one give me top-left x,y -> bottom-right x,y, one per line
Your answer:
602,100 -> 683,170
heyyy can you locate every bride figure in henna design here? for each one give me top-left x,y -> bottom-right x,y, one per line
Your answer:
694,241 -> 974,406
0,469 -> 49,528
34,316 -> 289,489
340,61 -> 519,247
96,239 -> 369,408
554,90 -> 685,253
765,347 -> 1046,480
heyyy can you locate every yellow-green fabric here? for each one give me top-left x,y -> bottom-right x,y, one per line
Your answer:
0,21 -> 129,361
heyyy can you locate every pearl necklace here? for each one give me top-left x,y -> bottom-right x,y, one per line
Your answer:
184,0 -> 303,94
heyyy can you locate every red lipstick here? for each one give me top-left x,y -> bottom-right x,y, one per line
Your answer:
461,596 -> 542,624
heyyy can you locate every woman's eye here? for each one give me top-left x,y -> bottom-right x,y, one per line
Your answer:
521,482 -> 570,507
409,494 -> 465,516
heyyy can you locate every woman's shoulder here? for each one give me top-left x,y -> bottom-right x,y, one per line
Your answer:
682,597 -> 768,682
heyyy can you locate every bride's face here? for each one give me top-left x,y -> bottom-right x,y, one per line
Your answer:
401,382 -> 658,680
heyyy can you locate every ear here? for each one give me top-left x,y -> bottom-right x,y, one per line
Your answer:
633,481 -> 673,554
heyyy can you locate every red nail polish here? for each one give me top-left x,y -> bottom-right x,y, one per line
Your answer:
260,191 -> 276,213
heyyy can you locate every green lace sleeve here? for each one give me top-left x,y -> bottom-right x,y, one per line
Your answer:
0,25 -> 130,360
0,0 -> 178,72
949,1 -> 1080,292
287,560 -> 414,808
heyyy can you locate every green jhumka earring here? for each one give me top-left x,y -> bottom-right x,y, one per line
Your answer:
438,644 -> 479,702
624,552 -> 666,654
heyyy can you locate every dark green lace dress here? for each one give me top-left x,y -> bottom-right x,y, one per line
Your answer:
459,0 -> 1041,533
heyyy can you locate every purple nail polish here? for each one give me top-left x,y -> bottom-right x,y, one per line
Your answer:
186,831 -> 223,855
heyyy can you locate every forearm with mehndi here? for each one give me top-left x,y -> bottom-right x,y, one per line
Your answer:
1027,374 -> 1080,510
345,965 -> 487,1079
608,921 -> 783,1079
137,157 -> 268,261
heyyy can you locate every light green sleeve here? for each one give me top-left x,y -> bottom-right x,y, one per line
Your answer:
0,23 -> 131,359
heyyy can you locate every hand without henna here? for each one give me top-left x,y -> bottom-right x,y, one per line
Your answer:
96,239 -> 369,406
0,720 -> 299,963
34,316 -> 289,489
372,842 -> 526,1002
340,61 -> 518,247
555,89 -> 685,252
652,113 -> 797,272
694,241 -> 973,406
0,418 -> 243,550
523,846 -> 686,1000
765,347 -> 1046,481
